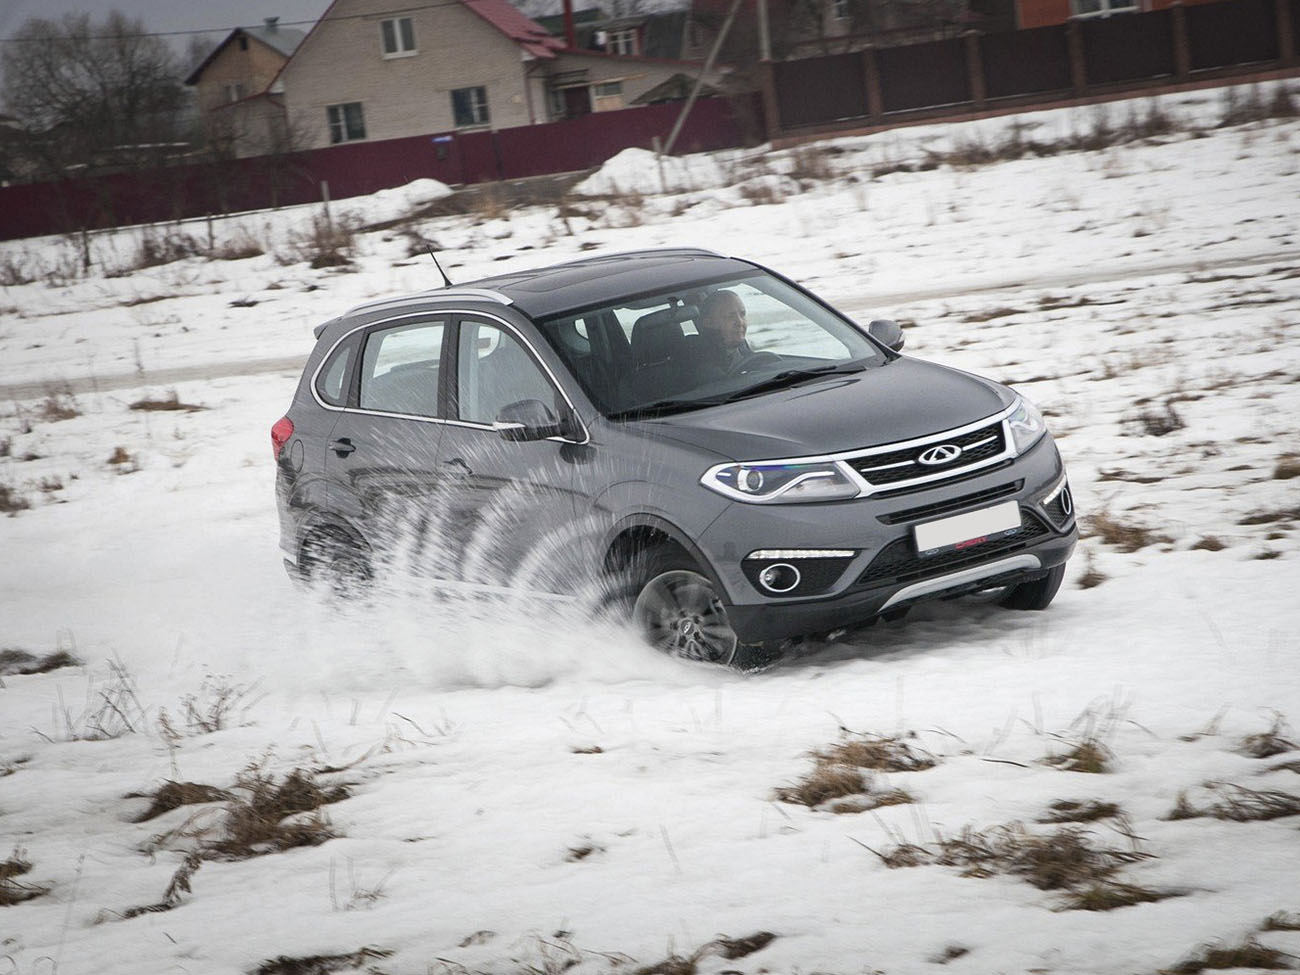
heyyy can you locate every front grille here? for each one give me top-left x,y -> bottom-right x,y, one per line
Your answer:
857,509 -> 1050,589
850,421 -> 1006,487
877,481 -> 1023,526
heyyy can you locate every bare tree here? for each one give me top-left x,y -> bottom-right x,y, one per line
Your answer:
1,10 -> 187,180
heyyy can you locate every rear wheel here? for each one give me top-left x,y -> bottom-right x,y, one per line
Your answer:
998,563 -> 1065,611
302,529 -> 372,598
627,546 -> 782,672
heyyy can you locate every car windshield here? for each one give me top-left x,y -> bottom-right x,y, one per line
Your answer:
535,271 -> 889,419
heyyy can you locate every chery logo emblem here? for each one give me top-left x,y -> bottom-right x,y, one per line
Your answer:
917,443 -> 962,466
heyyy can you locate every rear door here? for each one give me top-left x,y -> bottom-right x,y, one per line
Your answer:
324,315 -> 449,568
434,314 -> 585,593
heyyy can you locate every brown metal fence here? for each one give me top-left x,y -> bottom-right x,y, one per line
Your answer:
768,0 -> 1297,133
878,38 -> 971,112
982,26 -> 1072,100
1187,0 -> 1279,69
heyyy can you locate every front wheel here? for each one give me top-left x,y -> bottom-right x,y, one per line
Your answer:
628,547 -> 783,672
998,563 -> 1066,611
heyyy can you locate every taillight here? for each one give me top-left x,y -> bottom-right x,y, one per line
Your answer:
271,416 -> 294,460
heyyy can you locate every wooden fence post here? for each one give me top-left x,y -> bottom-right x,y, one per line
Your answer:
861,46 -> 885,122
758,60 -> 783,142
964,31 -> 987,108
1277,0 -> 1296,63
1170,2 -> 1192,81
1066,20 -> 1087,96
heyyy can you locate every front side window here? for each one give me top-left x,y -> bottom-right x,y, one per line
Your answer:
456,321 -> 559,425
451,86 -> 489,127
537,271 -> 888,418
380,16 -> 416,55
327,102 -> 366,143
359,320 -> 444,416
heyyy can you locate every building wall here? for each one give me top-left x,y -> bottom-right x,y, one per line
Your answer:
279,0 -> 542,150
194,36 -> 290,114
546,52 -> 698,114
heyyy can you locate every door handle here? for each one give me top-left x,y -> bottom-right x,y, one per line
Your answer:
443,456 -> 471,475
329,438 -> 356,457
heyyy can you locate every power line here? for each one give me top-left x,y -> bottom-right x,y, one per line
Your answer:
0,1 -> 484,44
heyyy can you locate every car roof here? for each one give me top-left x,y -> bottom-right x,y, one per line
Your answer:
337,249 -> 760,327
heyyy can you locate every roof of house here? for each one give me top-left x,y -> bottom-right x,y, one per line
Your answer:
184,18 -> 306,86
463,0 -> 566,58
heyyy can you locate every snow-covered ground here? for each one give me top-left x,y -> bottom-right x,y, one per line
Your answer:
1,81 -> 1298,975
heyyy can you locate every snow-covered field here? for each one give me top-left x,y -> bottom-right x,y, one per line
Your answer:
1,82 -> 1298,975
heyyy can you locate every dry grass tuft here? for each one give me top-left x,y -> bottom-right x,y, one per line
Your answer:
1167,783 -> 1300,822
0,848 -> 49,906
1039,799 -> 1122,823
636,931 -> 778,974
1242,715 -> 1296,759
39,390 -> 79,422
1123,401 -> 1185,437
1160,938 -> 1296,973
255,947 -> 393,975
1045,740 -> 1113,774
815,733 -> 938,773
1076,550 -> 1108,589
130,781 -> 234,823
1191,536 -> 1227,552
1274,455 -> 1300,480
129,390 -> 206,413
776,731 -> 933,809
200,763 -> 349,860
107,446 -> 140,472
868,820 -> 1167,910
112,851 -> 203,920
176,674 -> 260,734
1084,510 -> 1171,553
1239,505 -> 1300,526
0,647 -> 80,675
1264,912 -> 1300,932
775,763 -> 867,807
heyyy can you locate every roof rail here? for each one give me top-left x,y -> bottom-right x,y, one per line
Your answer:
341,287 -> 514,319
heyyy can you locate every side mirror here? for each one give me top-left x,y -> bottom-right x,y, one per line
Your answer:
493,399 -> 565,442
867,318 -> 905,353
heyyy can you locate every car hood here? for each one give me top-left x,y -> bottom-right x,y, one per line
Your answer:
626,356 -> 1015,461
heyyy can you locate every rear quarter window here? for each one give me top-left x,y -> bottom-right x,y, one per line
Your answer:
315,333 -> 359,407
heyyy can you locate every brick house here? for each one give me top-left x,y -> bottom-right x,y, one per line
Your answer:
210,0 -> 698,156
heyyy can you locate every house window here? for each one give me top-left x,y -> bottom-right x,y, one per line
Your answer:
380,16 -> 417,56
1071,0 -> 1137,15
221,82 -> 246,103
327,102 -> 366,143
451,86 -> 489,127
592,81 -> 625,112
832,0 -> 850,19
606,28 -> 638,55
238,35 -> 249,51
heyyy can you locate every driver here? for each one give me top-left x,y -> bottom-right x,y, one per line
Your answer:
697,289 -> 753,373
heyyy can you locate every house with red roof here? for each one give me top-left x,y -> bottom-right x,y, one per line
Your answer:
217,0 -> 700,156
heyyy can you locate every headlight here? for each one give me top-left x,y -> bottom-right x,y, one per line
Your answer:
1006,396 -> 1047,454
701,460 -> 860,503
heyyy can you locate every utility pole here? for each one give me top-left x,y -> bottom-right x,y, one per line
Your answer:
663,0 -> 745,156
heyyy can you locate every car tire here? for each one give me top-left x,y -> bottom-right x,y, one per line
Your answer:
998,563 -> 1066,611
628,545 -> 782,672
303,529 -> 372,598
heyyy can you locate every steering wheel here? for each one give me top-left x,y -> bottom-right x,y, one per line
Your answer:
728,350 -> 782,375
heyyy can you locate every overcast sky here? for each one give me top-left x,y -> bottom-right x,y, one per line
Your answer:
0,0 -> 335,47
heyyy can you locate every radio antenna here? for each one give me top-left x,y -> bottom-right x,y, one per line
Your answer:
428,248 -> 454,288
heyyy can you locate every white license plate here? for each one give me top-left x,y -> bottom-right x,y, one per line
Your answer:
913,500 -> 1021,556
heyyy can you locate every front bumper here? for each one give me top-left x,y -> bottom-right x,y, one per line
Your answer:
695,434 -> 1077,644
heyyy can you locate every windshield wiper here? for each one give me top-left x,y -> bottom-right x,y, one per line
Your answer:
607,397 -> 726,421
720,362 -> 867,403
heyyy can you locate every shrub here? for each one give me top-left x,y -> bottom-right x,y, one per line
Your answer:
128,390 -> 206,413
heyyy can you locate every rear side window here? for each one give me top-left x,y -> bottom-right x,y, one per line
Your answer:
359,320 -> 445,417
315,334 -> 358,407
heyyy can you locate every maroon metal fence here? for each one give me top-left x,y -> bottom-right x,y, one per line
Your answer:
1187,0 -> 1279,69
878,38 -> 971,113
1080,11 -> 1176,85
0,96 -> 759,242
981,26 -> 1072,100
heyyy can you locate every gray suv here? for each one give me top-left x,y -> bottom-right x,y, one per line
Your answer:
274,249 -> 1076,669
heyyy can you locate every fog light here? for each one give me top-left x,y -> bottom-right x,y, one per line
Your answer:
758,562 -> 801,594
1060,485 -> 1073,516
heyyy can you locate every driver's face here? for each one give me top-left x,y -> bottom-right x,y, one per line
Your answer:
702,294 -> 747,350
